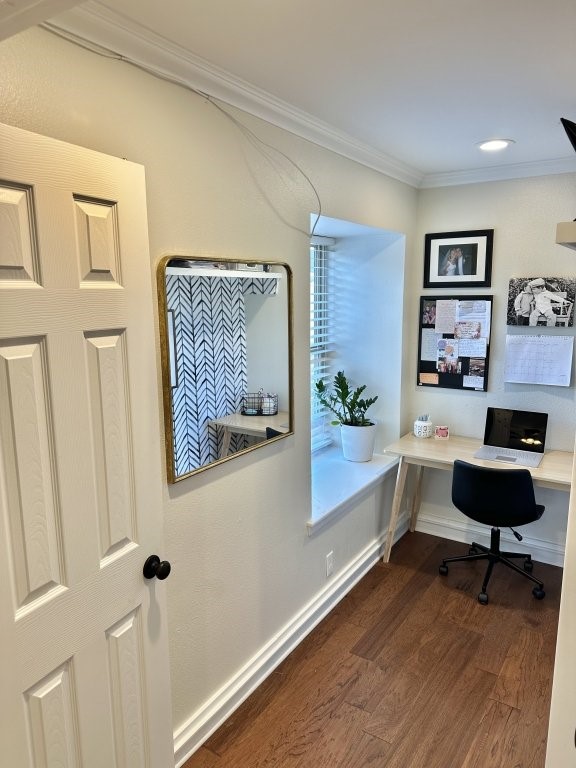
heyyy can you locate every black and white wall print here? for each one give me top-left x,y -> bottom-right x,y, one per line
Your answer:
507,276 -> 576,327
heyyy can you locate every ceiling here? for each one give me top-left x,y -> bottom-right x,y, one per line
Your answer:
5,0 -> 576,187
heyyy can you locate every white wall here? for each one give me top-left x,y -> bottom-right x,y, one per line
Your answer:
0,26 -> 417,752
327,229 -> 406,453
409,177 -> 576,564
245,271 -> 289,408
2,24 -> 574,759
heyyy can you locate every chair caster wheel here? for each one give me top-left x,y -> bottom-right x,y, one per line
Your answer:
439,564 -> 448,576
532,587 -> 545,600
478,592 -> 489,605
524,559 -> 533,573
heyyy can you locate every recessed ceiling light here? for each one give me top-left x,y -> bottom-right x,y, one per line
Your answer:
478,139 -> 515,152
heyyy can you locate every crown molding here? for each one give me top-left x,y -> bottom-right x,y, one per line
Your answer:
0,0 -> 78,41
45,3 -> 424,187
45,2 -> 576,190
421,156 -> 576,189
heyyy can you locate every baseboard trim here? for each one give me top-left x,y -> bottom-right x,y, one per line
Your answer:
415,511 -> 565,567
173,516 -> 408,766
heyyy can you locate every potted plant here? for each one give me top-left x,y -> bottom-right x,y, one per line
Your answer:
315,371 -> 378,461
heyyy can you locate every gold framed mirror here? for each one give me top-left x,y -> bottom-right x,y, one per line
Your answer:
157,255 -> 293,482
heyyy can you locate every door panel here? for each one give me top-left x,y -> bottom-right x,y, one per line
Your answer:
0,123 -> 173,766
26,662 -> 81,767
84,330 -> 134,560
0,337 -> 62,608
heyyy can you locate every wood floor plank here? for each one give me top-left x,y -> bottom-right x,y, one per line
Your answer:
205,622 -> 365,766
182,533 -> 561,768
364,620 -> 484,744
204,608 -> 367,756
513,621 -> 558,724
334,562 -> 417,630
391,531 -> 450,567
180,747 -> 220,767
373,578 -> 453,673
489,624 -> 557,765
438,570 -> 526,676
345,578 -> 454,715
461,690 -> 552,768
493,627 -> 544,710
351,541 -> 451,660
334,730 -> 391,767
342,656 -> 390,713
376,660 -> 497,767
502,699 -> 552,768
459,699 -> 521,768
290,702 -> 374,768
201,670 -> 288,756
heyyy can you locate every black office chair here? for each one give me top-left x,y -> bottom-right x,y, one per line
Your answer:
439,459 -> 546,605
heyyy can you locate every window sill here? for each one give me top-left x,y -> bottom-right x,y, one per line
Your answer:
308,446 -> 399,536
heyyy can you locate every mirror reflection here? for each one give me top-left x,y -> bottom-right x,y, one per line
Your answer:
157,256 -> 293,482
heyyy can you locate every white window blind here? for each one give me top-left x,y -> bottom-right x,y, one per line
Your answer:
310,243 -> 335,451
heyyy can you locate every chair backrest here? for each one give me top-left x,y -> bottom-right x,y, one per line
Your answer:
451,459 -> 539,528
555,298 -> 573,326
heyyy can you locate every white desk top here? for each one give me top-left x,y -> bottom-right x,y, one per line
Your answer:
384,433 -> 573,492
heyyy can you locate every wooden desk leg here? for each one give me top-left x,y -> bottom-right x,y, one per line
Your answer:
410,465 -> 424,532
219,428 -> 232,458
382,457 -> 409,563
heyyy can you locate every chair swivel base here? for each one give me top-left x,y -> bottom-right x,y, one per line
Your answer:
439,528 -> 545,605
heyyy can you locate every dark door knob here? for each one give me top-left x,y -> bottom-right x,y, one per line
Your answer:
143,555 -> 171,580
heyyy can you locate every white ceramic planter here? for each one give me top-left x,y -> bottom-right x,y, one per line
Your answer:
340,423 -> 377,462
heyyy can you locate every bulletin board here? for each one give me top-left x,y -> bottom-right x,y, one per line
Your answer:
417,295 -> 493,391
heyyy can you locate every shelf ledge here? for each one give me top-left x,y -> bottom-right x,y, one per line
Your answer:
166,266 -> 283,278
556,221 -> 576,250
308,445 -> 398,535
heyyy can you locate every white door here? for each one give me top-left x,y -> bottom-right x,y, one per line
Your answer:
0,123 -> 173,766
546,437 -> 576,766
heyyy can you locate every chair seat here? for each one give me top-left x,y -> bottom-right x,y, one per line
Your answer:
474,502 -> 545,530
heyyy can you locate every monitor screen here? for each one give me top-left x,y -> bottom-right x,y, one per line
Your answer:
484,407 -> 548,454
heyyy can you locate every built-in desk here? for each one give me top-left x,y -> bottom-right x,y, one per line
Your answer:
382,433 -> 574,563
211,411 -> 290,457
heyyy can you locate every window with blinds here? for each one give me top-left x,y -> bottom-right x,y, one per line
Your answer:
310,242 -> 335,451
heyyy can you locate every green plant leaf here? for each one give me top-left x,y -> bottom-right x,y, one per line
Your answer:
314,370 -> 378,426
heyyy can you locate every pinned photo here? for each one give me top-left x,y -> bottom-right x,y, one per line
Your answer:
508,276 -> 576,327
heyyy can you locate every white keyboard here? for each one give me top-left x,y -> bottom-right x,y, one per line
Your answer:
474,445 -> 543,468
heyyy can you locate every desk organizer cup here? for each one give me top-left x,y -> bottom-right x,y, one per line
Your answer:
414,419 -> 433,438
241,392 -> 278,416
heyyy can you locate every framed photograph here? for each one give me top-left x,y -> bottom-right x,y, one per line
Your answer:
423,229 -> 493,288
507,276 -> 576,327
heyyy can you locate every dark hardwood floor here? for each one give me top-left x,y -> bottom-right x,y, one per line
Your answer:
182,532 -> 562,768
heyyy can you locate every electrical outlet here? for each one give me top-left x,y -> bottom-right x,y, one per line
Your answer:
326,551 -> 334,577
